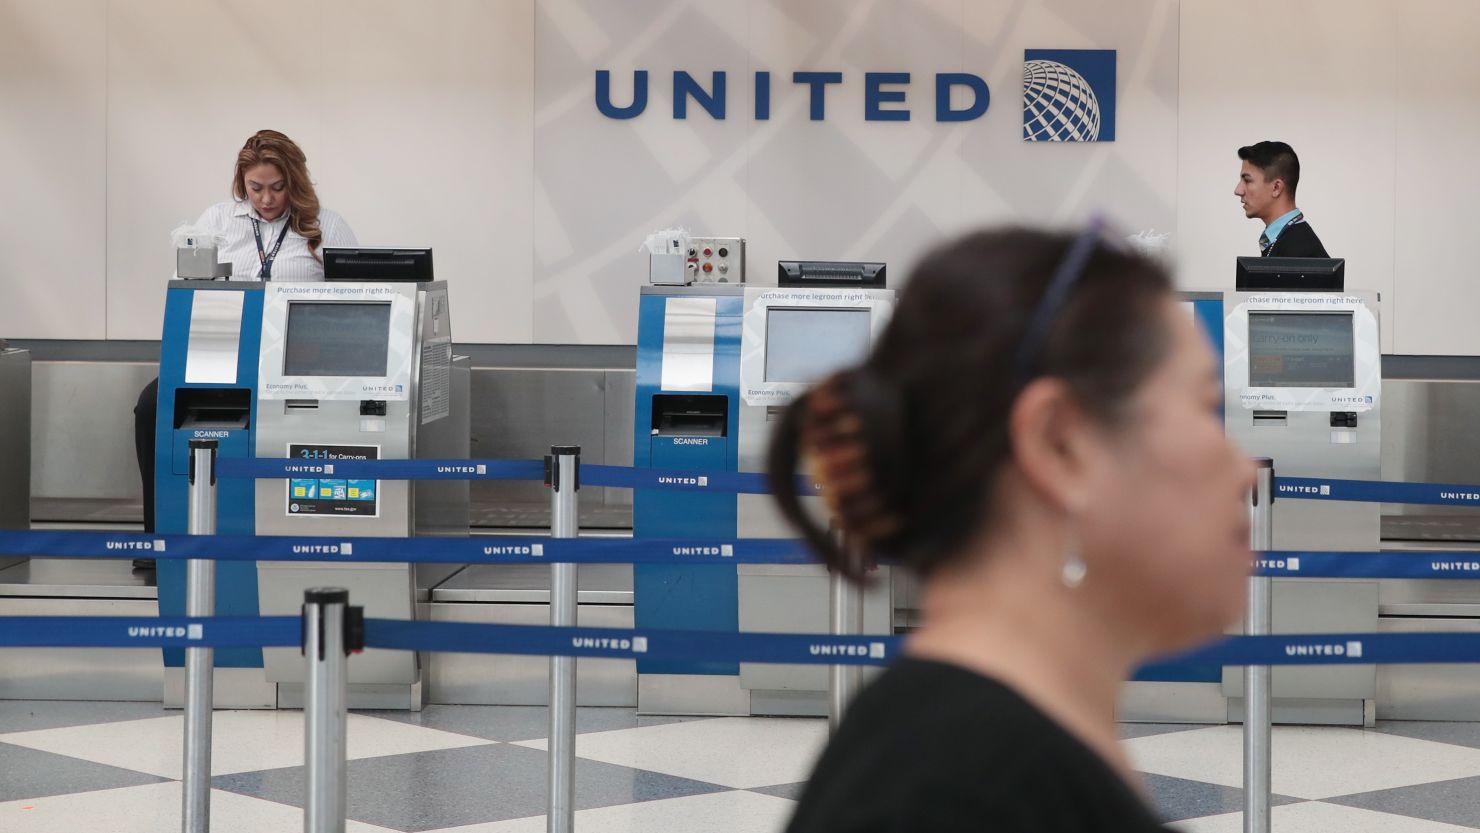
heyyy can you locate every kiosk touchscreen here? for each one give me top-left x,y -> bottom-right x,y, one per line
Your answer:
1223,289 -> 1381,726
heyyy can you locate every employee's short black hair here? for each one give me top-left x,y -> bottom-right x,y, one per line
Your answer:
1238,141 -> 1301,195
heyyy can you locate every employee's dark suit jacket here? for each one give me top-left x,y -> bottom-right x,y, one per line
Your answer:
1266,220 -> 1329,258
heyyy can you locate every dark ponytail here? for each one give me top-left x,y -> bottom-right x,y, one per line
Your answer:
767,368 -> 910,581
766,227 -> 1174,583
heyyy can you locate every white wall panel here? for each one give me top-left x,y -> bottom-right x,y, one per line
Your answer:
0,0 -> 107,339
1393,1 -> 1480,355
318,0 -> 535,344
105,0 -> 326,340
959,0 -> 1179,232
744,0 -> 967,299
1178,1 -> 1398,347
532,0 -> 750,344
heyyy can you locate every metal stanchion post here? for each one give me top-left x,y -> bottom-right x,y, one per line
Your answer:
547,446 -> 580,833
828,533 -> 868,734
304,588 -> 360,833
827,571 -> 852,734
181,439 -> 217,833
1244,459 -> 1274,833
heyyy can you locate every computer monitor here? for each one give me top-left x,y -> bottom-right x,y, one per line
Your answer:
323,248 -> 434,282
1235,257 -> 1344,292
764,308 -> 873,383
777,261 -> 886,288
282,301 -> 393,377
1247,311 -> 1355,388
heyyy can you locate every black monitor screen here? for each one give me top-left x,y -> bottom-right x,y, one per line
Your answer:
1248,312 -> 1355,388
283,302 -> 393,377
764,308 -> 872,383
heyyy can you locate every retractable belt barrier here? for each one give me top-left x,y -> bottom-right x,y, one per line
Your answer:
11,529 -> 1480,579
1276,476 -> 1480,507
214,457 -> 819,495
215,458 -> 547,482
0,530 -> 814,565
218,456 -> 1480,506
7,614 -> 1480,672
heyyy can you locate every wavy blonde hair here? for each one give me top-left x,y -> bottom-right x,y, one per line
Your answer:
231,130 -> 323,259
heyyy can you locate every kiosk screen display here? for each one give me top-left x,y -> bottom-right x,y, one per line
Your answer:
283,302 -> 393,377
1248,312 -> 1355,388
765,308 -> 872,383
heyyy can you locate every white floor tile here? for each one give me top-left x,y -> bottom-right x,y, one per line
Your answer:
0,782 -> 399,833
1126,725 -> 1480,800
0,710 -> 491,779
513,716 -> 828,790
1172,801 -> 1480,833
419,790 -> 797,833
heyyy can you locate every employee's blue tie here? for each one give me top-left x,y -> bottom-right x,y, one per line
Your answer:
1259,233 -> 1272,257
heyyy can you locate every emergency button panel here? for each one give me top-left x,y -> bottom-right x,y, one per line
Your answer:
687,237 -> 745,285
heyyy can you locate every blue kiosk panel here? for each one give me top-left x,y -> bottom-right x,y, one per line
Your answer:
1131,291 -> 1226,684
633,290 -> 744,676
155,284 -> 264,668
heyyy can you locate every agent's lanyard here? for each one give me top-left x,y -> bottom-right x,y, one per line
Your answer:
1261,212 -> 1304,256
250,216 -> 290,279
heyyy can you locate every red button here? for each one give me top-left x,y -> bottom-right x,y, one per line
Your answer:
703,247 -> 713,257
702,262 -> 713,273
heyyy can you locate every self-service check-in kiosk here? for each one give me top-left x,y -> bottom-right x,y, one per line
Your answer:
633,261 -> 895,716
253,280 -> 468,709
1223,287 -> 1381,726
154,262 -> 468,709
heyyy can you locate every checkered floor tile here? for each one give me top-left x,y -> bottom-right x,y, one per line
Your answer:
8,701 -> 1480,831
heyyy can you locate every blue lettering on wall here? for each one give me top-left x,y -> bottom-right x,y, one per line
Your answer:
792,71 -> 844,121
674,70 -> 725,119
864,72 -> 911,121
593,70 -> 994,123
595,70 -> 648,119
936,72 -> 991,122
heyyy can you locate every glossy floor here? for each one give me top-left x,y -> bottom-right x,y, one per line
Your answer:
6,701 -> 1480,831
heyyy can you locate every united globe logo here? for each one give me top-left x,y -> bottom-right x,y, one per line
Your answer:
1022,49 -> 1117,142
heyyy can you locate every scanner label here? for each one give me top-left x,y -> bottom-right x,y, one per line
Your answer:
286,443 -> 380,518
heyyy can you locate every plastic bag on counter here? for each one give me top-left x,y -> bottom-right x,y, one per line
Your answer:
639,227 -> 690,257
1125,228 -> 1172,260
171,223 -> 225,251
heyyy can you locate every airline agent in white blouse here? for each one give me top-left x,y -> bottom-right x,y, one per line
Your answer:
132,130 -> 356,550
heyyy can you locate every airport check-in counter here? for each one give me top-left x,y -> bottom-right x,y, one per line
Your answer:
0,346 -> 31,571
253,281 -> 468,709
634,282 -> 895,716
1223,290 -> 1382,725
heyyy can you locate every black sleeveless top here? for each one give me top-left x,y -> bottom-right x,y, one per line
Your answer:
785,658 -> 1169,833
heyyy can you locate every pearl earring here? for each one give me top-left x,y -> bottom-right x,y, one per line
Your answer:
1062,550 -> 1087,589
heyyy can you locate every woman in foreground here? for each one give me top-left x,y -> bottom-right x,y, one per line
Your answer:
771,226 -> 1255,832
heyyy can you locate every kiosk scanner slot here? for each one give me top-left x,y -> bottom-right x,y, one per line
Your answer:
173,388 -> 251,430
652,394 -> 728,437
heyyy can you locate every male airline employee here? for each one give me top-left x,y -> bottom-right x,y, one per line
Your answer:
1235,140 -> 1329,258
